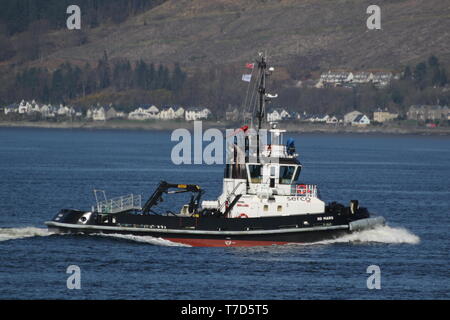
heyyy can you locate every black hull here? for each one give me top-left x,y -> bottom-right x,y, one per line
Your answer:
45,209 -> 384,247
46,223 -> 350,246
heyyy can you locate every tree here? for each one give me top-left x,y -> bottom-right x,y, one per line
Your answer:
402,66 -> 412,80
428,55 -> 439,68
147,63 -> 156,90
85,64 -> 98,95
413,62 -> 427,89
156,64 -> 170,90
391,87 -> 404,105
97,50 -> 111,89
171,63 -> 187,92
51,69 -> 65,103
134,60 -> 149,90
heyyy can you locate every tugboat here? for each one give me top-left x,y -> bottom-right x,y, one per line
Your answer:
45,53 -> 385,247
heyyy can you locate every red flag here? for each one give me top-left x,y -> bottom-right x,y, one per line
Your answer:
245,63 -> 255,69
227,125 -> 249,137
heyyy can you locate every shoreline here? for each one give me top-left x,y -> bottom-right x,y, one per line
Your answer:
0,120 -> 449,136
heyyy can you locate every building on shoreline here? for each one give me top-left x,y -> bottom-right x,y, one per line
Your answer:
4,100 -> 83,119
128,106 -> 159,120
128,105 -> 185,120
344,111 -> 362,124
351,114 -> 371,126
87,106 -> 124,121
407,105 -> 449,121
343,110 -> 371,126
373,109 -> 399,123
316,70 -> 395,88
267,108 -> 291,122
185,107 -> 211,121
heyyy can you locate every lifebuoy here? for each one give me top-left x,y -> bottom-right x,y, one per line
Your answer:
297,184 -> 307,195
238,213 -> 248,218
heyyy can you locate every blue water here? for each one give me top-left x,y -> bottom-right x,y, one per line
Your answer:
0,127 -> 448,299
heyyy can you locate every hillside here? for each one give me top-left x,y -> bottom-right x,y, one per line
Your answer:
1,0 -> 450,115
37,0 -> 450,70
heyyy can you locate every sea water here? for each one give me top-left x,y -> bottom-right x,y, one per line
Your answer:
0,128 -> 448,299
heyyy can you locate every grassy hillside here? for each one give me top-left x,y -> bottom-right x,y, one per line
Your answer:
1,0 -> 450,115
34,0 -> 450,70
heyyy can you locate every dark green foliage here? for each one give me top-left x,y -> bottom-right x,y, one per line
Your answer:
97,51 -> 111,89
413,62 -> 427,89
406,56 -> 449,89
390,86 -> 404,105
0,0 -> 167,35
171,63 -> 187,92
428,55 -> 439,68
9,54 -> 187,106
402,66 -> 412,80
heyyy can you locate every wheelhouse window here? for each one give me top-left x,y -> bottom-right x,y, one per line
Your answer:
248,164 -> 262,183
293,166 -> 301,182
225,164 -> 247,179
279,165 -> 297,184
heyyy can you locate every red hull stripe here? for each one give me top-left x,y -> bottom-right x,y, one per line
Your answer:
164,237 -> 289,247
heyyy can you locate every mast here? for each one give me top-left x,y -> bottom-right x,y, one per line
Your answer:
256,53 -> 267,163
257,54 -> 267,131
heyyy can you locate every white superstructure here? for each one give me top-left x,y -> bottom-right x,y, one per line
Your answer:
201,126 -> 324,218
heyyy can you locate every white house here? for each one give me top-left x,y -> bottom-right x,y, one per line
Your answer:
57,105 -> 73,117
128,105 -> 160,120
344,110 -> 363,124
92,107 -> 106,121
159,106 -> 176,120
18,100 -> 32,114
319,71 -> 354,87
267,108 -> 291,122
40,104 -> 56,118
174,107 -> 185,119
29,100 -> 41,113
267,109 -> 282,122
306,114 -> 329,123
146,105 -> 159,119
372,72 -> 393,88
128,107 -> 150,120
185,107 -> 211,121
4,104 -> 18,114
352,72 -> 374,84
351,114 -> 371,126
326,116 -> 339,124
317,70 -> 393,88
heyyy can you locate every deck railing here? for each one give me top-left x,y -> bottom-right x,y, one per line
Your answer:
96,194 -> 142,214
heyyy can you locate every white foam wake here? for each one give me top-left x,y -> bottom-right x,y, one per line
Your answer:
92,233 -> 191,247
0,227 -> 54,242
312,225 -> 420,245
